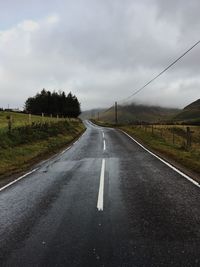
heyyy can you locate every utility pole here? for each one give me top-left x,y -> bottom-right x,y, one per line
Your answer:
115,101 -> 118,125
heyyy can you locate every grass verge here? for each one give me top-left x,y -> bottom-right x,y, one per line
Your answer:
92,120 -> 200,182
0,120 -> 85,181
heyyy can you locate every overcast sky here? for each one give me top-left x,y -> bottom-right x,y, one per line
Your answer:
0,0 -> 199,110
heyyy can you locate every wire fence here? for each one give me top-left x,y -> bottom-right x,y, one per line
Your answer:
129,124 -> 200,151
0,112 -> 79,133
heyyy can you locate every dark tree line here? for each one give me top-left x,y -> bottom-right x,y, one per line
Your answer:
25,89 -> 81,118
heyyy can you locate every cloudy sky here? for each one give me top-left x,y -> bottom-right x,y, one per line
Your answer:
0,0 -> 199,110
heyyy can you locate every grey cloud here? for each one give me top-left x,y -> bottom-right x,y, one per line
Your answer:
0,0 -> 199,110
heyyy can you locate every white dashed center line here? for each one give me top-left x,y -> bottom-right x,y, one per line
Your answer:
103,140 -> 106,151
97,159 -> 106,211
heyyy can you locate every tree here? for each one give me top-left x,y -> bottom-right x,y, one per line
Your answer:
24,89 -> 81,118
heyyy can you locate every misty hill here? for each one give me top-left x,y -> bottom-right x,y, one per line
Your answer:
174,99 -> 200,123
80,108 -> 105,120
116,104 -> 180,123
82,103 -> 180,123
184,99 -> 200,110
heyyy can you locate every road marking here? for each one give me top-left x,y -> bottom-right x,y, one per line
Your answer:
60,146 -> 72,155
97,159 -> 106,211
102,132 -> 105,139
103,140 -> 106,151
121,130 -> 200,188
0,168 -> 39,193
60,130 -> 86,155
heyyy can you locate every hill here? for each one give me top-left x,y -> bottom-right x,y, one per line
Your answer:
82,104 -> 180,123
80,108 -> 105,120
173,99 -> 200,124
184,99 -> 200,110
116,104 -> 180,123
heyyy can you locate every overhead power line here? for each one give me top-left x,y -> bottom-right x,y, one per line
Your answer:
101,39 -> 200,116
120,39 -> 200,103
102,105 -> 114,115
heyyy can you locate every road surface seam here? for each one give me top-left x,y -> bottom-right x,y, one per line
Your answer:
121,130 -> 200,188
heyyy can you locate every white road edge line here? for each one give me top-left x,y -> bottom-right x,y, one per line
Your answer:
60,146 -> 72,155
103,140 -> 106,151
0,168 -> 39,193
121,130 -> 200,188
60,131 -> 86,155
97,159 -> 106,211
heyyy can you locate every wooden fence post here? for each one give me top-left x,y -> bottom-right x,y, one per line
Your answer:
29,114 -> 32,124
151,125 -> 154,134
186,127 -> 192,148
8,115 -> 13,133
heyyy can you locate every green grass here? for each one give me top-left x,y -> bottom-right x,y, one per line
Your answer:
0,119 -> 85,179
0,111 -> 66,131
120,125 -> 200,177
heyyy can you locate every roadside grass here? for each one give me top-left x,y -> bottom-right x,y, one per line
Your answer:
92,120 -> 200,179
0,111 -> 66,131
121,125 -> 200,176
0,120 -> 85,180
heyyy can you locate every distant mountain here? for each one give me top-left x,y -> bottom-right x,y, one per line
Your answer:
81,100 -> 200,124
117,104 -> 180,123
184,99 -> 200,111
80,108 -> 105,120
83,103 -> 180,123
174,99 -> 200,123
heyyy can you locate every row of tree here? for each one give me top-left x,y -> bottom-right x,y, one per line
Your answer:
25,89 -> 81,118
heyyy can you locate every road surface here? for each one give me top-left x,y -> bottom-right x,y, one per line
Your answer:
0,121 -> 200,266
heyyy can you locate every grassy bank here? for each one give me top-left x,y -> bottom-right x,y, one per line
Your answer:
0,111 -> 65,131
92,120 -> 200,181
0,119 -> 85,180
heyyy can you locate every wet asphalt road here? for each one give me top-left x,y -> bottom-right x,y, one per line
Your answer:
0,121 -> 200,267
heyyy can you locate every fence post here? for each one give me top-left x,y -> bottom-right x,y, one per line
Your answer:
8,115 -> 13,133
186,127 -> 192,149
29,113 -> 32,124
151,125 -> 154,134
115,101 -> 118,125
172,130 -> 175,145
42,113 -> 44,123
